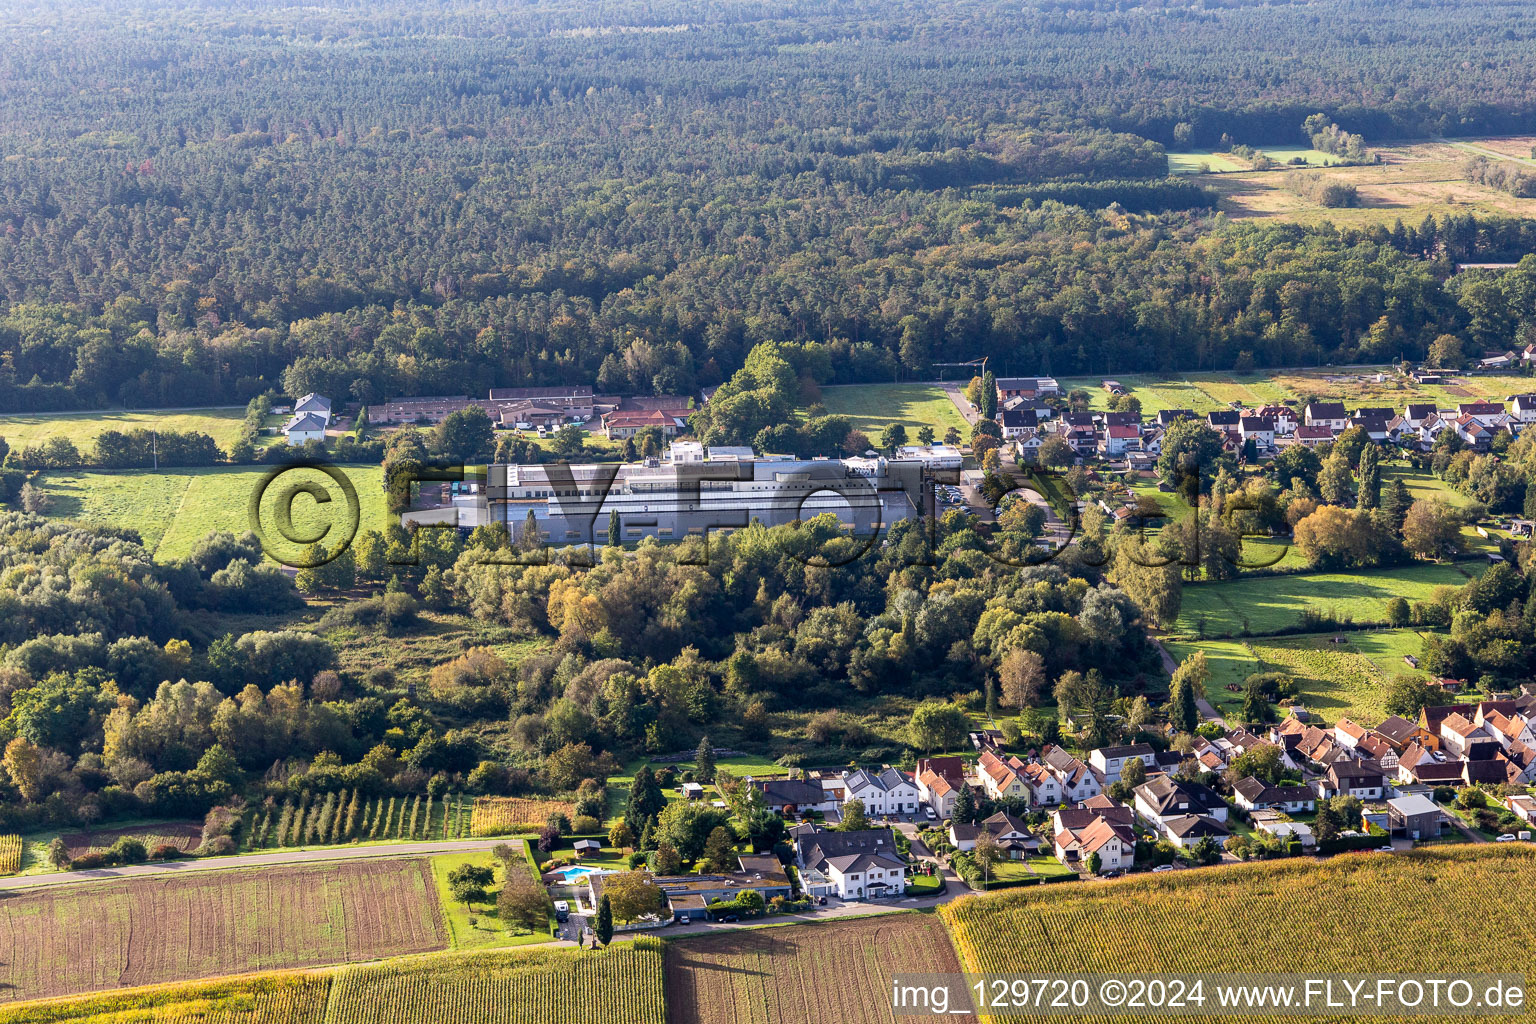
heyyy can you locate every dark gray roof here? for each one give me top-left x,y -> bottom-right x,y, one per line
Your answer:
1164,814 -> 1230,839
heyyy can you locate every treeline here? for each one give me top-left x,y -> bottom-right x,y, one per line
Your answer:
1283,172 -> 1360,209
5,2 -> 1536,410
970,178 -> 1219,213
10,211 -> 1536,413
1462,156 -> 1536,199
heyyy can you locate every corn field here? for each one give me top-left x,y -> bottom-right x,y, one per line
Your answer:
940,846 -> 1536,1023
0,974 -> 330,1024
0,942 -> 664,1024
324,942 -> 666,1024
244,792 -> 471,850
468,797 -> 578,837
0,833 -> 23,875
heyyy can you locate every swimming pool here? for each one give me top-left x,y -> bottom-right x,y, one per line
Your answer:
555,865 -> 603,881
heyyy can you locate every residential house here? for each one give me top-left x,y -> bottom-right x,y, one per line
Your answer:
1303,402 -> 1349,431
1231,777 -> 1317,813
1439,713 -> 1497,759
1012,431 -> 1043,461
1511,395 -> 1536,425
995,377 -> 1061,402
1239,416 -> 1275,448
1162,814 -> 1231,849
790,825 -> 906,900
1103,410 -> 1143,429
976,750 -> 1030,802
598,865 -> 792,925
293,392 -> 333,424
1019,762 -> 1063,807
1099,424 -> 1142,457
1395,743 -> 1466,787
843,767 -> 919,816
1402,404 -> 1438,430
1504,793 -> 1536,826
1313,761 -> 1388,800
1476,708 -> 1536,750
1254,405 -> 1297,434
1453,414 -> 1495,450
282,411 -> 328,445
1207,410 -> 1241,430
1294,424 -> 1335,447
1457,402 -> 1508,426
755,778 -> 838,817
1156,409 -> 1195,428
1052,808 -> 1136,874
1088,744 -> 1155,784
1041,746 -> 1103,802
915,757 -> 966,819
1497,741 -> 1536,785
999,406 -> 1039,439
601,408 -> 685,440
1332,718 -> 1369,751
950,812 -> 1041,858
1133,776 -> 1229,826
1351,415 -> 1391,443
1386,794 -> 1444,840
1373,716 -> 1419,751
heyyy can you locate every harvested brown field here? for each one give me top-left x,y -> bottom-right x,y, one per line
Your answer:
58,823 -> 203,859
666,914 -> 976,1024
0,859 -> 446,1003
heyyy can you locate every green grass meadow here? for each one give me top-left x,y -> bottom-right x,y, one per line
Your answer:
816,383 -> 969,440
0,407 -> 252,451
1173,561 -> 1473,639
1166,627 -> 1443,725
40,464 -> 388,562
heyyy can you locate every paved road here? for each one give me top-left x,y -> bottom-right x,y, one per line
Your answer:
0,838 -> 509,892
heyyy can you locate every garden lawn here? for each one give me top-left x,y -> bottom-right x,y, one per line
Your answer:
430,849 -> 550,950
1172,561 -> 1474,639
816,383 -> 968,439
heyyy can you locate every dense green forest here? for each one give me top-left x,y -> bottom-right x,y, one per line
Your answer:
10,0 -> 1536,838
5,0 -> 1536,410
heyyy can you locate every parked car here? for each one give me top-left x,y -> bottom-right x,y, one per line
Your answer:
1496,833 -> 1518,842
1151,864 -> 1175,873
923,807 -> 937,820
1376,845 -> 1394,852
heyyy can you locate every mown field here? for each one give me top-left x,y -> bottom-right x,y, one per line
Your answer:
1179,138 -> 1536,226
0,860 -> 446,1003
39,464 -> 388,563
1171,562 -> 1472,639
0,408 -> 251,452
1056,367 -> 1535,416
1165,628 -> 1437,724
941,846 -> 1536,1024
816,383 -> 969,439
0,943 -> 664,1024
666,915 -> 975,1024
